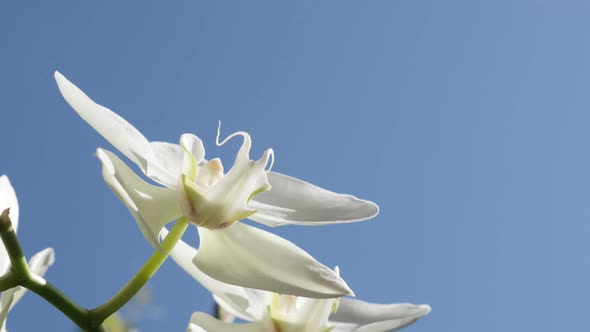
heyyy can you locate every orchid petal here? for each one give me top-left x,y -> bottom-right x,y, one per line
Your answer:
149,139 -> 206,187
187,312 -> 267,332
0,288 -> 17,331
148,139 -> 205,187
194,222 -> 353,299
330,298 -> 431,332
288,296 -> 335,331
163,229 -> 265,321
96,148 -> 181,249
180,134 -> 206,176
54,72 -> 181,187
0,248 -> 55,331
249,172 -> 379,227
148,142 -> 185,180
142,142 -> 184,187
0,176 -> 18,276
27,248 -> 56,279
213,289 -> 270,323
54,72 -> 154,169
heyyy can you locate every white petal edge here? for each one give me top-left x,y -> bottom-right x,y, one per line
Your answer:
148,142 -> 185,181
0,288 -> 17,332
27,248 -> 56,279
187,312 -> 268,332
97,148 -> 181,249
54,72 -> 153,169
54,72 -> 179,187
0,248 -> 55,330
249,172 -> 379,227
148,134 -> 205,187
194,222 -> 353,299
162,229 -> 266,322
330,298 -> 431,332
0,176 -> 18,276
292,296 -> 336,331
179,134 -> 206,167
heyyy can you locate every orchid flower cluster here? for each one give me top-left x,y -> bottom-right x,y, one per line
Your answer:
0,71 -> 431,332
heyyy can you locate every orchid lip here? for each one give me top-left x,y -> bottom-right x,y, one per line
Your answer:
177,124 -> 273,230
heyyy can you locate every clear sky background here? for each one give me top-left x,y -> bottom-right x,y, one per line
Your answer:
1,1 -> 589,331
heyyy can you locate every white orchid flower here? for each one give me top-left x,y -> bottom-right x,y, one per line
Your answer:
0,176 -> 56,332
54,72 -> 378,298
166,234 -> 430,332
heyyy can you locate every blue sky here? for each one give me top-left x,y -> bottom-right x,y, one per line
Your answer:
1,1 -> 589,331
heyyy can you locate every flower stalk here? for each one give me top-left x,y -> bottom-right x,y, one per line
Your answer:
0,208 -> 188,331
88,217 -> 189,324
0,210 -> 28,279
0,209 -> 97,331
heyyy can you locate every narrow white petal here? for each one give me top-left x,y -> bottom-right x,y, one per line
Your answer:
147,135 -> 205,188
163,229 -> 264,321
213,294 -> 258,323
54,72 -> 155,169
330,298 -> 431,332
9,248 -> 56,313
179,134 -> 206,183
97,148 -> 181,249
149,142 -> 184,178
146,141 -> 187,187
188,312 -> 268,332
0,248 -> 56,330
249,172 -> 379,227
180,134 -> 206,165
292,297 -> 335,331
27,248 -> 55,278
0,176 -> 18,276
0,287 -> 17,331
54,71 -> 178,186
194,222 -> 353,298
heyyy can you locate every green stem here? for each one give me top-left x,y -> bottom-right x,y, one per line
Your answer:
0,273 -> 20,292
0,210 -> 29,279
0,209 -> 98,331
0,210 -> 187,331
23,278 -> 99,331
88,218 -> 189,325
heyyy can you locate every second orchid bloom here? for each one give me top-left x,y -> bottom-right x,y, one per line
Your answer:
54,72 -> 379,299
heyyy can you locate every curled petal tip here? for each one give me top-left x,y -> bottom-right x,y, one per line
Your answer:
215,121 -> 223,146
262,148 -> 274,172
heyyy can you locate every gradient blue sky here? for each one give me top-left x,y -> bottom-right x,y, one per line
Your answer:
1,1 -> 589,331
